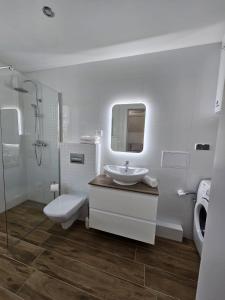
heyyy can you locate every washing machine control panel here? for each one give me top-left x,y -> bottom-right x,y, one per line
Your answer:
197,180 -> 211,202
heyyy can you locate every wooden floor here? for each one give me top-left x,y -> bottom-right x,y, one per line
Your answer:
0,200 -> 200,300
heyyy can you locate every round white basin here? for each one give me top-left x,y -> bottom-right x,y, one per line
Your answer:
104,164 -> 149,185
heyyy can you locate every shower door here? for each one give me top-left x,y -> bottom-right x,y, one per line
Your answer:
0,109 -> 7,250
0,70 -> 61,248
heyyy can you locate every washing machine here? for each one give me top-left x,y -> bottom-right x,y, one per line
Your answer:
193,179 -> 211,256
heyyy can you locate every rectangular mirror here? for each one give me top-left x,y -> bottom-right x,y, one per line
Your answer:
111,103 -> 146,153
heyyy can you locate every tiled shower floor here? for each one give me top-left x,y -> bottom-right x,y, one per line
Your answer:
0,201 -> 200,300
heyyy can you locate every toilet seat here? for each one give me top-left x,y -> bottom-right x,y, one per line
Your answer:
43,193 -> 86,223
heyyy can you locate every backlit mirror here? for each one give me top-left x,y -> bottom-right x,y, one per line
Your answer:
111,103 -> 146,153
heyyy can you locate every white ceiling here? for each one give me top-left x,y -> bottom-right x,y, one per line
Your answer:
0,0 -> 225,71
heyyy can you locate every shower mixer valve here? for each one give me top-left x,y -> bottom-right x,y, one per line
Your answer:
32,140 -> 48,147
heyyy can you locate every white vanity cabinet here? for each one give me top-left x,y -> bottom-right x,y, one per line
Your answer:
88,175 -> 159,244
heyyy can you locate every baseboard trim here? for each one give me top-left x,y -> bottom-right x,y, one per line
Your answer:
156,220 -> 183,242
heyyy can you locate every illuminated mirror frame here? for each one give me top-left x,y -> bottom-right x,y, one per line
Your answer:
109,100 -> 149,155
1,106 -> 23,135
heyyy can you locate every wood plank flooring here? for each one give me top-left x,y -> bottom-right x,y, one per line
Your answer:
0,201 -> 200,300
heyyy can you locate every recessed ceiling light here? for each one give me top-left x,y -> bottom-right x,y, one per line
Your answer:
42,6 -> 55,18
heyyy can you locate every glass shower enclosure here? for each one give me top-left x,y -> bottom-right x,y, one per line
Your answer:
0,67 -> 61,249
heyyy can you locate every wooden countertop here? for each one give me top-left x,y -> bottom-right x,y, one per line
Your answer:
89,175 -> 159,196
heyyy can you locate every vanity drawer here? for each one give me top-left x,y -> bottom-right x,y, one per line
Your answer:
89,208 -> 156,244
89,186 -> 158,221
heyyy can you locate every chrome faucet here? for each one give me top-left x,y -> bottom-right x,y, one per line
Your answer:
124,160 -> 129,173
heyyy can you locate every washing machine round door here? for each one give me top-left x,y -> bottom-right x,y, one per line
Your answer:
194,198 -> 208,242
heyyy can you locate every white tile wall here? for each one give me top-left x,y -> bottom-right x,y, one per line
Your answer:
24,83 -> 59,204
0,73 -> 60,212
60,142 -> 100,195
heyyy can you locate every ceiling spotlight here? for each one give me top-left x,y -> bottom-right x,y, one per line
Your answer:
42,6 -> 55,18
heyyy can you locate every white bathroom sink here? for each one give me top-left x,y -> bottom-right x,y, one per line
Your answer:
104,164 -> 149,185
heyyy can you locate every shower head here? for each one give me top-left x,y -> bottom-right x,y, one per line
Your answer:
24,79 -> 38,89
13,87 -> 28,93
11,75 -> 29,93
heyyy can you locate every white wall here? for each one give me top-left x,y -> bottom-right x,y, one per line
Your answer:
29,44 -> 220,238
60,143 -> 99,195
196,96 -> 225,300
196,39 -> 225,300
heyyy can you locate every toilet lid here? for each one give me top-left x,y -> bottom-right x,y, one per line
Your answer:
43,193 -> 86,219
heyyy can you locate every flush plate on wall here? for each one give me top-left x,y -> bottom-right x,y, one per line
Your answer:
161,151 -> 190,169
70,153 -> 84,164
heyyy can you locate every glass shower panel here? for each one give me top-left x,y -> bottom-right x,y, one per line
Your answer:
0,70 -> 25,248
0,112 -> 7,250
0,70 -> 60,247
23,82 -> 60,205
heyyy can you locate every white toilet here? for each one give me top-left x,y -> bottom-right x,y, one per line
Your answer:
43,192 -> 86,229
